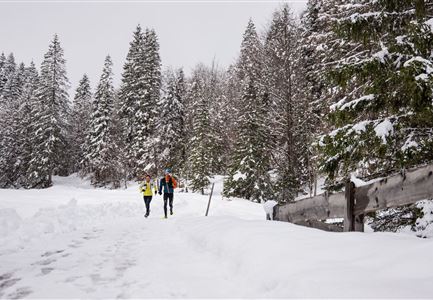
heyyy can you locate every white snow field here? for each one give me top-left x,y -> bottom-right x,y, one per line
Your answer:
1,175 -> 433,298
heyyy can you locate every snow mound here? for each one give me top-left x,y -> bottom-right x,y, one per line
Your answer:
0,198 -> 141,254
263,200 -> 277,219
176,216 -> 433,298
0,208 -> 22,236
415,200 -> 433,238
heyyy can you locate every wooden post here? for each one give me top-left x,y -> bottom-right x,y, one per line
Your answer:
344,180 -> 355,232
205,182 -> 215,217
354,214 -> 364,232
344,180 -> 364,232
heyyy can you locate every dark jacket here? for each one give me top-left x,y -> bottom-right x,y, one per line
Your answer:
159,175 -> 177,194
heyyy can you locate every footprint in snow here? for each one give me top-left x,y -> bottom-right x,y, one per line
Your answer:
0,277 -> 20,292
41,250 -> 64,257
40,267 -> 54,275
32,258 -> 56,266
0,273 -> 13,281
64,275 -> 81,283
68,240 -> 83,248
7,287 -> 32,300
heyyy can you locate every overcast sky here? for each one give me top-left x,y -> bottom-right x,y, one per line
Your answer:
0,0 -> 307,93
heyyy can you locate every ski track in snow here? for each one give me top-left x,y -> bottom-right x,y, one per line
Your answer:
1,175 -> 433,298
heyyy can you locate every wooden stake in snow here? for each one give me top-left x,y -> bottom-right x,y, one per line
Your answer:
205,182 -> 215,217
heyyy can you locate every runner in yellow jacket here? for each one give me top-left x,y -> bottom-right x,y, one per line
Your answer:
139,174 -> 158,218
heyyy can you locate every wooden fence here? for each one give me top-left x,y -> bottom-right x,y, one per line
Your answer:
273,164 -> 433,232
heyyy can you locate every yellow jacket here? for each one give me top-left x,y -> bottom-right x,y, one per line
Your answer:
139,181 -> 157,196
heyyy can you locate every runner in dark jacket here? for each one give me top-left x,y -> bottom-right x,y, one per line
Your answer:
158,168 -> 177,218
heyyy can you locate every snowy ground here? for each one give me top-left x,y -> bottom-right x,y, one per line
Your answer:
1,175 -> 433,298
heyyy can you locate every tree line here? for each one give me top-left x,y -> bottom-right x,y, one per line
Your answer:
1,1 -> 432,231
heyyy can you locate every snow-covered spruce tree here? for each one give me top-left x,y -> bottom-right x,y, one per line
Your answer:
319,0 -> 433,231
223,20 -> 272,203
0,53 -> 16,95
297,0 -> 324,197
185,62 -> 229,177
320,0 -> 433,181
264,4 -> 312,201
0,53 -> 6,89
111,89 -> 130,188
70,74 -> 92,173
206,63 -> 230,175
14,62 -> 39,187
118,25 -> 161,178
224,78 -> 272,202
156,68 -> 186,175
295,0 -> 374,195
174,69 -> 188,174
0,54 -> 17,120
139,28 -> 161,176
187,65 -> 213,194
301,0 -> 364,127
27,35 -> 70,188
0,61 -> 25,187
118,25 -> 145,176
218,65 -> 242,167
83,56 -> 122,187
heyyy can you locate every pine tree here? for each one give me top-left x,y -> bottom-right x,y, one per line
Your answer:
111,90 -> 129,188
223,20 -> 272,202
206,63 -> 229,175
319,0 -> 433,231
187,65 -> 212,194
156,68 -> 186,174
83,56 -> 121,187
27,34 -> 70,188
174,69 -> 187,173
71,74 -> 92,173
223,78 -> 271,202
320,0 -> 433,182
0,53 -> 7,94
15,62 -> 39,187
0,53 -> 16,95
218,65 -> 242,169
137,28 -> 161,176
264,5 -> 311,201
0,61 -> 25,187
294,0 -> 372,196
118,26 -> 161,178
0,53 -> 5,75
118,25 -> 145,175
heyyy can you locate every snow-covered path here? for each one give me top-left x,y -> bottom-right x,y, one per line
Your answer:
1,217 -> 244,298
1,175 -> 433,298
0,175 -> 261,298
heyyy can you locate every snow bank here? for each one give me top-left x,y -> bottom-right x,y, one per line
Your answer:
415,200 -> 433,238
262,200 -> 277,219
0,198 -> 141,255
176,216 -> 433,298
0,208 -> 22,236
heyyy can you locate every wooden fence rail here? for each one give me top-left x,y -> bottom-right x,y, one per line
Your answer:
273,164 -> 433,232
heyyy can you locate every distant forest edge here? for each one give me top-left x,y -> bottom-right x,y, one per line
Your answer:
1,1 -> 432,233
